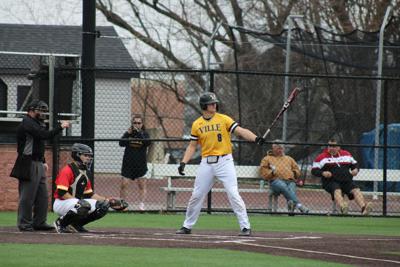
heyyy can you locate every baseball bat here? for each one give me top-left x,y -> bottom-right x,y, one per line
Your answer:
262,87 -> 302,139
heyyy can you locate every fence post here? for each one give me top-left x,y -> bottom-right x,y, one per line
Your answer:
382,80 -> 388,216
81,0 -> 96,186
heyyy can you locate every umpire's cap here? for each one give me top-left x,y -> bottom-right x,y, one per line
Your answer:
199,92 -> 219,110
27,99 -> 49,112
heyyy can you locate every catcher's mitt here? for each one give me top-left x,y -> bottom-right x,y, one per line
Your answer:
108,198 -> 129,211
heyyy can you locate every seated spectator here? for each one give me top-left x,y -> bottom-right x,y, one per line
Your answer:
260,140 -> 309,214
311,138 -> 372,215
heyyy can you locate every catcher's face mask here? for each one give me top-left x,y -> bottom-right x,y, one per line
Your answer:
79,153 -> 93,167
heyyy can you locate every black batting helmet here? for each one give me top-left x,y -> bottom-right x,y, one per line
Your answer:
71,143 -> 93,162
27,99 -> 49,112
199,92 -> 219,110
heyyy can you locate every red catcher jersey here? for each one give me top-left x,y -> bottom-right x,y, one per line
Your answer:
54,164 -> 93,199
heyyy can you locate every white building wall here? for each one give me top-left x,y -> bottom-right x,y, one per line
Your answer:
94,78 -> 131,173
2,75 -> 131,173
2,75 -> 31,114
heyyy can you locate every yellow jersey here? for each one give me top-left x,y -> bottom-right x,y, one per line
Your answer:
190,113 -> 238,157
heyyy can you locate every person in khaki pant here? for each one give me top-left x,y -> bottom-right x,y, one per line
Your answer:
260,140 -> 309,213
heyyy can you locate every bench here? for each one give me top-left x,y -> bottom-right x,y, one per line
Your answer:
147,163 -> 400,211
147,163 -> 275,210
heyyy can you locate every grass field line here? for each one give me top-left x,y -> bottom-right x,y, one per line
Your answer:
235,240 -> 400,265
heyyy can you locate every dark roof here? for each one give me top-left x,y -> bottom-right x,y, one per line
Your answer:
0,23 -> 137,71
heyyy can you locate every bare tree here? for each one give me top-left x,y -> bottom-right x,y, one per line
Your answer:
96,0 -> 399,164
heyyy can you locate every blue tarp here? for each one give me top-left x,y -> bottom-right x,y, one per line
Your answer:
360,123 -> 400,191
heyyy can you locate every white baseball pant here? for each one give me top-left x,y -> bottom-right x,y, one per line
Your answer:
182,154 -> 250,230
53,198 -> 98,216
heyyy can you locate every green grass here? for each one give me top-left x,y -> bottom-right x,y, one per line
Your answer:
0,243 -> 350,267
0,211 -> 399,236
2,212 -> 398,266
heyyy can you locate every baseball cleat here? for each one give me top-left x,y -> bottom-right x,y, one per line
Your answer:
70,224 -> 89,233
53,218 -> 72,234
176,227 -> 191,234
239,228 -> 251,236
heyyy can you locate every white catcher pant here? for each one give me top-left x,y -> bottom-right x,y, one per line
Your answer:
53,198 -> 98,216
183,154 -> 250,230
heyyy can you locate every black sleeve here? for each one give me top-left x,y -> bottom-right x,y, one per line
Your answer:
57,189 -> 68,197
23,118 -> 62,140
142,131 -> 151,147
84,192 -> 94,198
119,132 -> 130,147
350,163 -> 359,170
311,168 -> 323,177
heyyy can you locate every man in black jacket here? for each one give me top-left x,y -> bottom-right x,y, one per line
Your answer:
311,138 -> 372,215
13,100 -> 70,231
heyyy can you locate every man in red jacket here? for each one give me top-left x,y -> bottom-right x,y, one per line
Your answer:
312,138 -> 372,215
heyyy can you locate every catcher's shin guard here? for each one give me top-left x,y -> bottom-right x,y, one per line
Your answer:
77,200 -> 109,226
59,210 -> 82,227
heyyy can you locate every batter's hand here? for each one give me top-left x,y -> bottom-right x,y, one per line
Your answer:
255,136 -> 265,145
178,162 -> 186,175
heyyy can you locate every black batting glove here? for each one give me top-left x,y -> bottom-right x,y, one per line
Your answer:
178,162 -> 186,175
255,136 -> 265,145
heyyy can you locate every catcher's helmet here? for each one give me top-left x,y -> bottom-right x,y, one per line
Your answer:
199,92 -> 219,110
27,99 -> 49,112
71,143 -> 93,163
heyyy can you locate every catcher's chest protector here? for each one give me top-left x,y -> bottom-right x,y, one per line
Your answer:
69,163 -> 91,199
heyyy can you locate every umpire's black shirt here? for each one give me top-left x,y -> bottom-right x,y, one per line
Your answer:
17,115 -> 63,162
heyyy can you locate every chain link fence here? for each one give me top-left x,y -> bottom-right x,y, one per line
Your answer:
0,52 -> 399,215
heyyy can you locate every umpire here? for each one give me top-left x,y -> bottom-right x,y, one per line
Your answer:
11,100 -> 70,231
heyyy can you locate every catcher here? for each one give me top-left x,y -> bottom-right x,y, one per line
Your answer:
53,143 -> 128,233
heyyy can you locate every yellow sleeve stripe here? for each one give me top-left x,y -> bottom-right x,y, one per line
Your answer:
228,122 -> 238,133
56,185 -> 69,191
84,189 -> 93,194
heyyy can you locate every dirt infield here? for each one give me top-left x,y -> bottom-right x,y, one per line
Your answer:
1,227 -> 400,266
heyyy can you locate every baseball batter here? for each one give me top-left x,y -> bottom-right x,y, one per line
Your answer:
176,92 -> 265,236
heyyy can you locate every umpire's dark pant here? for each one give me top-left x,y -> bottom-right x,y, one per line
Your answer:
17,161 -> 49,230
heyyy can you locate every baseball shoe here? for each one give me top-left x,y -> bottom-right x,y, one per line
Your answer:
362,202 -> 373,216
33,223 -> 55,231
18,226 -> 34,232
70,224 -> 89,233
239,228 -> 251,236
176,227 -> 191,234
139,202 -> 145,211
53,218 -> 72,234
340,203 -> 349,215
298,205 -> 310,214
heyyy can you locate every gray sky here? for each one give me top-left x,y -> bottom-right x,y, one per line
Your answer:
0,0 -> 108,25
0,0 -> 226,67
